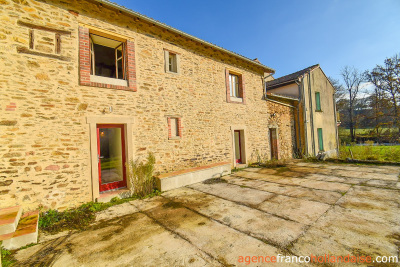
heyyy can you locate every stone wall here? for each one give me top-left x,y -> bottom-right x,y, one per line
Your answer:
0,0 -> 294,210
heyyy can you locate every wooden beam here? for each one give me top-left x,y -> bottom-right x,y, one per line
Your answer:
17,20 -> 71,35
17,46 -> 70,61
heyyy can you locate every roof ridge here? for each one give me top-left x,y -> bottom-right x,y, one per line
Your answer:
265,64 -> 320,88
95,0 -> 275,73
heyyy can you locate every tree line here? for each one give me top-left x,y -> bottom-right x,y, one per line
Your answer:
331,54 -> 400,143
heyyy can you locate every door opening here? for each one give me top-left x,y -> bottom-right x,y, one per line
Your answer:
270,128 -> 278,160
234,130 -> 242,163
97,124 -> 127,192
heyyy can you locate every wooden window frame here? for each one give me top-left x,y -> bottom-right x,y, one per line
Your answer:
89,34 -> 126,80
317,128 -> 324,151
79,26 -> 137,91
225,69 -> 246,104
315,92 -> 322,111
164,49 -> 180,74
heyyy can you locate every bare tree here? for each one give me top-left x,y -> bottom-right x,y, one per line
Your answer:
340,66 -> 365,142
329,76 -> 344,99
367,54 -> 400,135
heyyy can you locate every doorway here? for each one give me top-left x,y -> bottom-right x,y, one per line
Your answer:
270,128 -> 278,160
97,124 -> 127,192
234,130 -> 242,163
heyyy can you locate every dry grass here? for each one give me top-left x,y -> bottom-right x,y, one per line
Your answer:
127,152 -> 156,197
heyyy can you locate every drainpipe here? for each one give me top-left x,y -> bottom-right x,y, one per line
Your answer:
295,78 -> 302,157
333,93 -> 339,156
307,70 -> 316,156
263,73 -> 274,99
301,76 -> 308,157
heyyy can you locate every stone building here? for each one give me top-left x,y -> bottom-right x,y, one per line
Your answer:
266,64 -> 339,158
0,0 -> 297,210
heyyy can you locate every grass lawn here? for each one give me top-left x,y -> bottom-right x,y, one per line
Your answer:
339,144 -> 400,162
338,127 -> 399,136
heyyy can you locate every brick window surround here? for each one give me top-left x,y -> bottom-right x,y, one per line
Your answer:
225,69 -> 246,104
79,26 -> 137,91
167,117 -> 182,139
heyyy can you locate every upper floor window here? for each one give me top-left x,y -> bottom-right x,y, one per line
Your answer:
225,69 -> 246,104
229,73 -> 240,98
169,53 -> 177,73
315,92 -> 321,111
90,34 -> 126,80
164,49 -> 180,74
79,26 -> 137,91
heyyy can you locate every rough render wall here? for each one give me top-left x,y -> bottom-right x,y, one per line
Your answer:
303,69 -> 337,156
310,68 -> 337,154
0,0 -> 294,210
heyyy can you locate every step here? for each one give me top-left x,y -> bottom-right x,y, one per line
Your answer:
156,161 -> 231,191
96,188 -> 131,203
0,206 -> 22,236
0,211 -> 39,250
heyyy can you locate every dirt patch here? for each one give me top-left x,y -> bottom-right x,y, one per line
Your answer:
203,178 -> 227,184
162,201 -> 184,209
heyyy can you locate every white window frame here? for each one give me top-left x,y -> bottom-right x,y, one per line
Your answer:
164,49 -> 180,74
229,73 -> 241,99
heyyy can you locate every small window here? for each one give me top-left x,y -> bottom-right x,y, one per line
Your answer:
168,117 -> 181,139
169,53 -> 177,73
229,74 -> 240,98
317,128 -> 324,151
315,92 -> 321,111
225,69 -> 245,103
164,50 -> 179,74
90,34 -> 126,80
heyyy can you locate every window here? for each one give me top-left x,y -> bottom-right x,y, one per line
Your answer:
164,49 -> 179,74
79,26 -> 137,91
225,69 -> 246,104
169,53 -> 177,73
168,117 -> 182,139
315,92 -> 321,111
229,74 -> 240,98
90,34 -> 125,80
317,128 -> 324,151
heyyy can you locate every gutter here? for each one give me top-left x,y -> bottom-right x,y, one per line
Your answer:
93,0 -> 275,74
265,97 -> 297,109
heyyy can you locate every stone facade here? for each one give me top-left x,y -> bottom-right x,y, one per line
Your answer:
267,66 -> 339,157
0,0 -> 295,210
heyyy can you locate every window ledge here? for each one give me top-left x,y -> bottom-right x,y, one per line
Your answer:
230,97 -> 243,103
90,75 -> 128,87
165,70 -> 179,75
168,136 -> 181,140
315,110 -> 323,112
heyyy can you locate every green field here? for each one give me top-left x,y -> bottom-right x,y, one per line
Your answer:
339,144 -> 400,162
338,127 -> 399,136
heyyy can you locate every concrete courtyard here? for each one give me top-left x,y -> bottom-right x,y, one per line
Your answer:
14,161 -> 400,266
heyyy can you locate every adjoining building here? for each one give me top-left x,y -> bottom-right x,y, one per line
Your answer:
0,0 -> 301,210
265,64 -> 339,158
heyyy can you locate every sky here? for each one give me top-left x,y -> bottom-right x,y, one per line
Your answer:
114,0 -> 399,84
